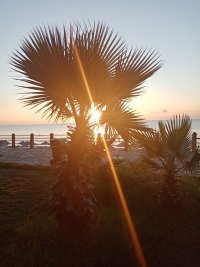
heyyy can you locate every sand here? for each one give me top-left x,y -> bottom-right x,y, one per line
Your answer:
0,146 -> 141,166
0,147 -> 52,166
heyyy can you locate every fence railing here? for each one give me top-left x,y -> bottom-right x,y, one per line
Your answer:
0,132 -> 199,150
0,133 -> 66,149
192,132 -> 200,152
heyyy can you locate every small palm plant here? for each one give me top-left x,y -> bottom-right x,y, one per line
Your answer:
11,21 -> 161,228
135,114 -> 200,206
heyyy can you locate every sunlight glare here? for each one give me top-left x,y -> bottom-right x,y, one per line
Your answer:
102,139 -> 148,267
89,106 -> 102,124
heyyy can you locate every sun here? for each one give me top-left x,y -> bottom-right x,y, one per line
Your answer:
89,106 -> 102,124
88,104 -> 106,140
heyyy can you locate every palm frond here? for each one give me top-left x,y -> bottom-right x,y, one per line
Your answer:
11,21 -> 161,121
141,155 -> 165,173
159,114 -> 192,162
135,130 -> 164,159
183,148 -> 200,174
138,114 -> 199,178
101,101 -> 148,144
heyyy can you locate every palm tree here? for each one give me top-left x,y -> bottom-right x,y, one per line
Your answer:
11,22 -> 161,142
135,114 -> 200,206
11,21 -> 162,228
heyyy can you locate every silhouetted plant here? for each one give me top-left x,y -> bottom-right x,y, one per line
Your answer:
135,114 -> 200,207
11,21 -> 161,144
11,21 -> 161,228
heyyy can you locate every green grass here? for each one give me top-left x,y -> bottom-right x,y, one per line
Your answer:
0,161 -> 200,267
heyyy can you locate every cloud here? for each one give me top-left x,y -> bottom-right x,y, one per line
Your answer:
150,109 -> 168,114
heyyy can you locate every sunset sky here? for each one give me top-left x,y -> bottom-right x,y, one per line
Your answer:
0,0 -> 200,124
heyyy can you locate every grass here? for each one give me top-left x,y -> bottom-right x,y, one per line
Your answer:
0,161 -> 200,267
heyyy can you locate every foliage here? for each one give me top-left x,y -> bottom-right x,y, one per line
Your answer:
14,216 -> 57,267
1,165 -> 200,267
135,114 -> 200,206
11,21 -> 162,229
11,21 -> 161,143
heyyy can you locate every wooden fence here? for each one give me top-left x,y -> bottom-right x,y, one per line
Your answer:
0,132 -> 199,150
192,132 -> 200,152
0,133 -> 66,149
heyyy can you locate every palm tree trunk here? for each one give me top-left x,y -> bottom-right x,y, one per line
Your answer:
158,174 -> 180,207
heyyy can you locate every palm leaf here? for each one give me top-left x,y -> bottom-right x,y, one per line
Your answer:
100,101 -> 148,144
135,130 -> 164,159
183,148 -> 200,174
141,155 -> 165,173
11,21 -> 161,121
159,114 -> 192,162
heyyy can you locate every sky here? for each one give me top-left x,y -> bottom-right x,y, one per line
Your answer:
0,0 -> 200,124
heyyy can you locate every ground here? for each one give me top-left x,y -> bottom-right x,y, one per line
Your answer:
0,162 -> 200,267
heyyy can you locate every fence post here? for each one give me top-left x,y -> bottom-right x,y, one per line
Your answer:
12,133 -> 15,148
50,133 -> 54,146
30,133 -> 34,149
192,132 -> 197,152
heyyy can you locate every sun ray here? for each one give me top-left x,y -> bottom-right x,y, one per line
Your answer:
102,138 -> 148,267
73,40 -> 93,105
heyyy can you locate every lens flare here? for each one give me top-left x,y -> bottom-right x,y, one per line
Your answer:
102,139 -> 147,267
74,39 -> 148,267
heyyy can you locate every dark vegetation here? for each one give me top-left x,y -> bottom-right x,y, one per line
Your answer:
1,162 -> 200,267
136,114 -> 200,207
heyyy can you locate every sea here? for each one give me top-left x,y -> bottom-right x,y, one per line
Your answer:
147,119 -> 200,137
0,119 -> 200,143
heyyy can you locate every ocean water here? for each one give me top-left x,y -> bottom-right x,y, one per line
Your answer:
0,119 -> 200,136
0,123 -> 72,136
0,123 -> 72,145
0,119 -> 200,140
147,119 -> 200,137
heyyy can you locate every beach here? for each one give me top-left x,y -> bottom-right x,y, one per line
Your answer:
0,147 -> 52,166
0,146 -> 141,166
0,120 -> 199,166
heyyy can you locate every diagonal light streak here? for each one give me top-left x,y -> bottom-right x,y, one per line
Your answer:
102,139 -> 148,267
73,39 -> 147,267
73,41 -> 93,105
